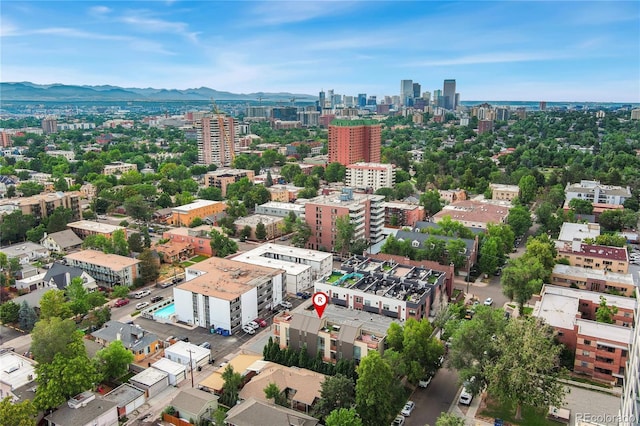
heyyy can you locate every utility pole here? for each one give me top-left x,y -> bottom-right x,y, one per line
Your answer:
187,348 -> 195,388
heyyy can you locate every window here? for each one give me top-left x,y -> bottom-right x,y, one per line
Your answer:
582,350 -> 590,356
583,339 -> 591,345
581,361 -> 588,367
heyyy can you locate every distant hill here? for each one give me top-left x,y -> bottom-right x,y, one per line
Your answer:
0,82 -> 317,102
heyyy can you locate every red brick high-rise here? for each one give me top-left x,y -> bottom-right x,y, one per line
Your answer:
328,120 -> 381,166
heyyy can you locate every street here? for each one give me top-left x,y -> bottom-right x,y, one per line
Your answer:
406,364 -> 460,426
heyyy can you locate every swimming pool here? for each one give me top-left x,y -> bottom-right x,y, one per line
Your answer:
154,303 -> 176,319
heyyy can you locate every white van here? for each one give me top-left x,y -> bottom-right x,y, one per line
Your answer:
134,290 -> 151,299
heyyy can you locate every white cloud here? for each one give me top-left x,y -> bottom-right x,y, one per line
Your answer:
246,1 -> 359,26
88,6 -> 111,16
119,12 -> 199,43
407,51 -> 576,67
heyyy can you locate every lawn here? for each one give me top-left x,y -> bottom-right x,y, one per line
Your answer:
480,396 -> 559,426
180,261 -> 195,267
190,255 -> 209,263
327,273 -> 344,283
522,307 -> 533,316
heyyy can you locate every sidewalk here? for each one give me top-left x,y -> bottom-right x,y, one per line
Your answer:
448,389 -> 494,425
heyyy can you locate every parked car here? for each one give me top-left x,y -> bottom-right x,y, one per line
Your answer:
150,296 -> 163,303
400,401 -> 415,416
114,298 -> 129,307
254,318 -> 267,327
280,300 -> 293,309
391,415 -> 405,426
199,342 -> 211,349
242,324 -> 256,334
175,336 -> 189,342
458,388 -> 473,405
134,290 -> 151,299
296,291 -> 312,299
246,321 -> 260,330
418,375 -> 432,388
135,302 -> 149,310
484,297 -> 494,306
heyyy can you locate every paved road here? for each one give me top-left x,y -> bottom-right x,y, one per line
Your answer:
406,364 -> 460,426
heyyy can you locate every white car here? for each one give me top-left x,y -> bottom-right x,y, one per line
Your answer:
483,297 -> 493,306
280,301 -> 293,309
418,375 -> 432,388
391,415 -> 405,426
135,302 -> 149,310
458,388 -> 473,405
246,321 -> 260,330
400,401 -> 415,416
242,324 -> 256,334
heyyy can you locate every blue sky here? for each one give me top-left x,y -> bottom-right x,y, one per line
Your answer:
2,1 -> 639,102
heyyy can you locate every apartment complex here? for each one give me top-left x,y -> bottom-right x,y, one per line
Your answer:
273,304 -> 401,364
314,255 -> 448,321
230,243 -> 332,295
489,184 -> 520,202
565,180 -> 632,206
0,191 -> 82,223
203,168 -> 255,197
255,201 -> 305,219
67,220 -> 126,239
533,285 -> 635,384
382,201 -> 425,227
169,199 -> 226,227
328,120 -> 381,166
345,162 -> 395,191
196,115 -> 236,166
64,249 -> 140,287
233,214 -> 284,241
619,291 -> 640,425
162,226 -> 216,257
174,257 -> 286,332
432,200 -> 511,229
304,189 -> 384,251
556,242 -> 630,274
438,189 -> 466,204
551,264 -> 637,297
103,162 -> 138,175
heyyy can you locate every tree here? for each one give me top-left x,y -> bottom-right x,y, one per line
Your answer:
46,207 -> 72,234
0,396 -> 37,426
290,219 -> 311,248
138,249 -> 160,285
210,229 -> 238,257
239,225 -> 252,242
568,198 -> 594,214
263,382 -> 287,406
325,408 -> 363,426
6,185 -> 15,198
334,215 -> 355,257
95,340 -> 135,381
111,229 -> 129,256
312,374 -> 356,420
265,170 -> 273,187
124,194 -> 152,221
0,211 -> 35,244
220,365 -> 243,407
518,175 -> 537,204
478,237 -> 501,276
26,224 -> 46,243
128,232 -> 144,253
17,181 -> 44,197
66,277 -> 89,316
39,289 -> 72,320
355,352 -> 400,426
506,205 -> 532,237
596,296 -> 618,324
0,300 -> 20,324
325,163 -> 346,183
31,317 -> 86,364
18,301 -> 38,331
35,352 -> 98,410
255,222 -> 267,240
435,413 -> 466,426
485,318 -> 567,420
524,234 -> 557,271
501,256 -> 546,315
420,189 -> 443,216
112,285 -> 131,298
589,234 -> 628,248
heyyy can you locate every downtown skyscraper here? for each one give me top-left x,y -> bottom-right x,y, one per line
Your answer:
443,79 -> 457,110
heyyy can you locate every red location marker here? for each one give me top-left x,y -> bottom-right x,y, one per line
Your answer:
312,291 -> 329,318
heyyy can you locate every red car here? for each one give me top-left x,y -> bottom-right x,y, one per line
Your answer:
114,298 -> 130,307
254,318 -> 267,327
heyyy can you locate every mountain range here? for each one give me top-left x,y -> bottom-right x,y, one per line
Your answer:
0,82 -> 317,102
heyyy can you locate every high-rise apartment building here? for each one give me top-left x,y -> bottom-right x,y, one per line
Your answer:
432,90 -> 442,107
357,93 -> 367,108
443,79 -> 456,110
304,188 -> 385,251
328,120 -> 381,166
619,289 -> 639,425
41,117 -> 58,134
196,115 -> 236,166
345,162 -> 396,192
401,80 -> 413,105
412,83 -> 421,99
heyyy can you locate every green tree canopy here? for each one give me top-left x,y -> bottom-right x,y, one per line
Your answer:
325,408 -> 363,426
355,351 -> 401,426
31,317 -> 86,364
210,229 -> 238,257
39,289 -> 72,320
138,249 -> 160,285
506,205 -> 533,237
312,374 -> 356,421
0,396 -> 37,426
35,352 -> 98,411
220,365 -> 243,407
595,296 -> 618,324
0,300 -> 20,324
255,222 -> 267,240
95,340 -> 135,381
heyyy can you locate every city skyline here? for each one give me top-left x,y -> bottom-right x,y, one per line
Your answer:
1,1 -> 639,103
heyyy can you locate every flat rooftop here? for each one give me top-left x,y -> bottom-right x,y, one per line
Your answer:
231,252 -> 310,275
552,264 -> 636,286
541,284 -> 636,310
65,249 -> 140,270
130,367 -> 168,386
178,257 -> 284,301
307,193 -> 384,209
103,383 -> 145,405
151,358 -> 187,375
533,293 -> 580,330
289,303 -> 401,336
234,214 -> 282,226
0,351 -> 37,389
382,201 -> 420,210
258,202 -> 305,211
172,199 -> 224,213
576,319 -> 632,345
238,243 -> 332,263
558,222 -> 600,242
67,220 -> 125,234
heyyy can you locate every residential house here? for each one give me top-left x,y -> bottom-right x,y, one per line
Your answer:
0,350 -> 37,402
153,241 -> 195,264
432,199 -> 511,230
163,226 -> 217,257
169,388 -> 218,424
44,392 -> 118,426
128,368 -> 169,398
43,263 -> 98,292
0,242 -> 49,265
198,354 -> 263,394
225,398 -> 318,426
40,230 -> 83,254
103,384 -> 146,418
163,341 -> 211,370
91,321 -> 162,362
